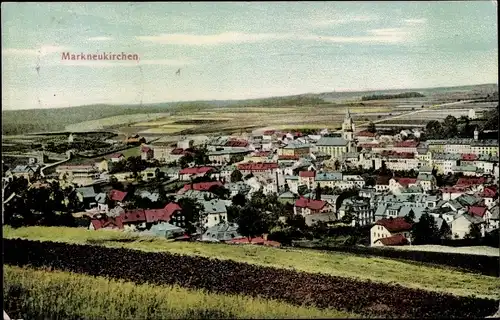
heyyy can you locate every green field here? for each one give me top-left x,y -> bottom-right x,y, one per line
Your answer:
4,265 -> 356,319
4,226 -> 499,300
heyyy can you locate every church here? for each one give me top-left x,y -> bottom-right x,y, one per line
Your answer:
316,109 -> 357,160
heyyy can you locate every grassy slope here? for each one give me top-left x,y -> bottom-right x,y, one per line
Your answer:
4,265 -> 357,319
4,226 -> 499,300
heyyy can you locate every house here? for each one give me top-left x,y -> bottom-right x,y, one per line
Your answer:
164,202 -> 185,228
294,197 -> 334,226
141,167 -> 160,181
200,199 -> 228,228
375,176 -> 391,192
76,186 -> 97,209
441,187 -> 468,201
486,205 -> 499,231
478,186 -> 498,208
121,209 -> 147,231
373,234 -> 409,246
179,181 -> 224,194
237,162 -> 279,176
417,172 -> 437,191
389,177 -> 418,194
338,198 -> 373,227
126,134 -> 146,145
9,165 -> 40,181
201,222 -> 243,242
89,216 -> 123,230
139,222 -> 185,239
225,181 -> 251,198
141,145 -> 154,160
314,172 -> 343,189
298,170 -> 316,189
56,164 -> 100,186
370,217 -> 413,246
278,191 -> 297,205
94,192 -> 109,213
110,153 -> 125,163
179,166 -> 215,181
279,142 -> 310,157
158,166 -> 181,180
449,213 -> 485,239
108,189 -> 128,205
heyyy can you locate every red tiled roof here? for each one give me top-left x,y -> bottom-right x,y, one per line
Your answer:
182,181 -> 223,192
141,146 -> 152,153
394,140 -> 419,148
462,153 -> 478,161
356,131 -> 376,137
299,170 -> 316,178
478,185 -> 497,197
179,166 -> 214,175
468,206 -> 488,218
395,177 -> 417,187
295,197 -> 327,211
376,176 -> 391,186
376,234 -> 409,246
441,187 -> 467,193
171,148 -> 185,155
263,130 -> 276,135
144,209 -> 167,223
225,139 -> 249,147
359,143 -> 380,149
109,190 -> 128,202
237,162 -> 279,171
91,216 -> 123,230
382,150 -> 415,159
165,202 -> 182,218
253,151 -> 271,158
375,217 -> 413,233
456,177 -> 486,187
121,209 -> 146,223
110,153 -> 125,159
278,155 -> 299,160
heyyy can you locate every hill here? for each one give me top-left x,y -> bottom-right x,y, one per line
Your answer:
2,83 -> 497,135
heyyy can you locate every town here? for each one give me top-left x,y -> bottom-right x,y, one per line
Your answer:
4,105 -> 499,251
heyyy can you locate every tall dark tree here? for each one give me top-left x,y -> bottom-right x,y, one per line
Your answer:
367,121 -> 377,133
404,209 -> 416,224
315,182 -> 321,200
177,197 -> 204,234
230,169 -> 243,183
208,185 -> 230,200
231,192 -> 247,207
411,213 -> 439,244
236,204 -> 270,241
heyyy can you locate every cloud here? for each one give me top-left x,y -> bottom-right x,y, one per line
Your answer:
136,32 -> 294,45
87,36 -> 113,41
312,15 -> 376,27
58,58 -> 193,68
2,45 -> 69,57
403,18 -> 427,25
303,28 -> 409,44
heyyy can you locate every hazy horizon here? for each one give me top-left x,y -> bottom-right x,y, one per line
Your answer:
2,2 -> 498,110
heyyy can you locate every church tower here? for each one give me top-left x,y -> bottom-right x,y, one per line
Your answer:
342,108 -> 354,142
342,108 -> 355,153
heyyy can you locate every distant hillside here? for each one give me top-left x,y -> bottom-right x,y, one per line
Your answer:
3,83 -> 497,135
361,92 -> 425,101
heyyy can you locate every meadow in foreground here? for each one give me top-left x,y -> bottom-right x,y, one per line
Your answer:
4,226 -> 499,299
4,265 -> 358,319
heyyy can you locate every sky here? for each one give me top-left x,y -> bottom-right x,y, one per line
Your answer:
1,1 -> 498,110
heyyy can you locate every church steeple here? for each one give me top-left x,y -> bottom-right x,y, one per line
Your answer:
345,108 -> 351,120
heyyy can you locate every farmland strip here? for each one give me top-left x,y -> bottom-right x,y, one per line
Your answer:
4,238 -> 498,318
